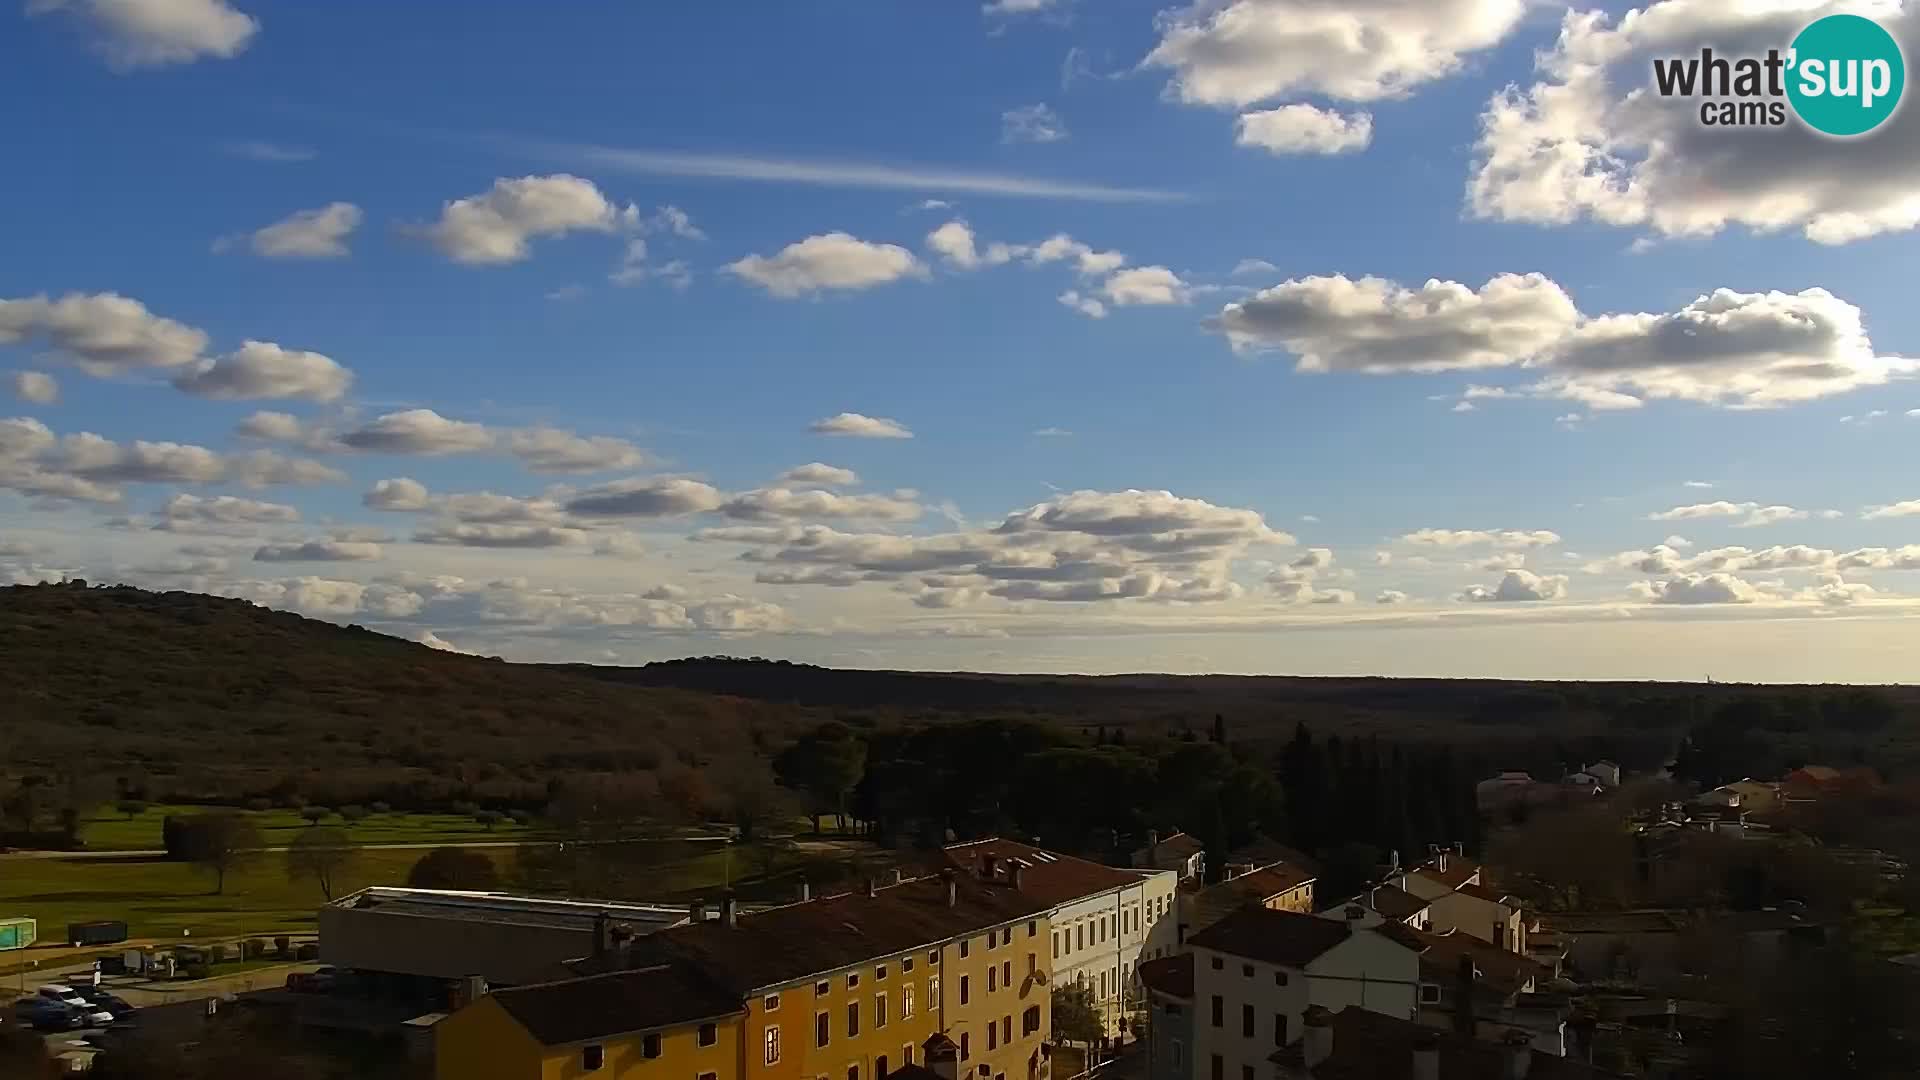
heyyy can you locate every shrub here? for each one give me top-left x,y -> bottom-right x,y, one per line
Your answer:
337,805 -> 369,824
299,806 -> 331,826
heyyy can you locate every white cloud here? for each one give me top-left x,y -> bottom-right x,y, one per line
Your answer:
721,488 -> 923,523
1469,3 -> 1920,244
29,0 -> 258,70
253,539 -> 382,562
778,463 -> 860,487
236,410 -> 307,442
1003,103 -> 1068,144
726,232 -> 926,297
1033,427 -> 1071,438
1683,480 -> 1713,489
1102,266 -> 1190,307
171,341 -> 352,402
1057,291 -> 1107,319
419,175 -> 634,266
9,372 -> 57,404
160,493 -> 299,528
0,292 -> 208,376
504,427 -> 647,474
413,523 -> 592,549
810,412 -> 914,439
927,223 -> 1125,279
1863,499 -> 1920,520
564,476 -> 727,517
926,221 -> 1011,271
1632,573 -> 1761,605
417,630 -> 476,654
1232,259 -> 1277,277
230,202 -> 362,259
1801,575 -> 1877,608
1648,501 -> 1807,528
339,409 -> 493,455
1235,105 -> 1372,155
1461,569 -> 1567,602
221,140 -> 313,163
984,0 -> 1061,12
1144,0 -> 1527,107
1403,528 -> 1559,549
5,428 -> 337,498
1376,589 -> 1409,604
1835,546 -> 1920,571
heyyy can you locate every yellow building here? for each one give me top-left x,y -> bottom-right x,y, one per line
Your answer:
933,902 -> 1052,1080
435,965 -> 745,1080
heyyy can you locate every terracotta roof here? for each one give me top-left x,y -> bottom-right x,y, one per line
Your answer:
1188,906 -> 1359,967
941,838 -> 1149,908
1457,882 -> 1512,904
1137,953 -> 1194,1000
643,875 -> 1047,994
1411,858 -> 1478,891
1311,1006 -> 1618,1079
489,965 -> 743,1047
1189,864 -> 1319,934
1145,832 -> 1205,858
1407,930 -> 1545,997
1362,884 -> 1430,922
1226,837 -> 1321,876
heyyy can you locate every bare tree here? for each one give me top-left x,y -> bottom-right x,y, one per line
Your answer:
285,826 -> 358,901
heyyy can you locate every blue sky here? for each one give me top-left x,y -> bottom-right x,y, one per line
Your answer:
5,0 -> 1920,680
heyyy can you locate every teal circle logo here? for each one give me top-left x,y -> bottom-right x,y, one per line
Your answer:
1787,14 -> 1905,137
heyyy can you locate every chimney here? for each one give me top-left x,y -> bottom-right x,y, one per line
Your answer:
1410,1029 -> 1440,1080
923,1033 -> 960,1080
1344,905 -> 1365,922
1012,864 -> 1027,890
720,894 -> 738,929
610,922 -> 634,959
798,881 -> 811,903
1147,829 -> 1159,853
866,878 -> 879,898
892,868 -> 905,886
1301,1007 -> 1334,1069
592,911 -> 612,957
452,975 -> 488,1009
1502,1030 -> 1533,1079
982,853 -> 998,880
1453,955 -> 1476,1037
942,868 -> 958,908
689,899 -> 707,923
1454,841 -> 1466,858
1389,849 -> 1401,875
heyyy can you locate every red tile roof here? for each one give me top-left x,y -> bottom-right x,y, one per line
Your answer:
490,965 -> 743,1046
1188,906 -> 1360,968
1411,858 -> 1478,891
1145,832 -> 1205,859
942,838 -> 1149,908
1457,882 -> 1512,904
1405,930 -> 1545,997
1311,1006 -> 1618,1079
1361,884 -> 1431,922
1136,953 -> 1194,1000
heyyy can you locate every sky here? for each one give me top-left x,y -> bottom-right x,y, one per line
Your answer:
4,0 -> 1920,681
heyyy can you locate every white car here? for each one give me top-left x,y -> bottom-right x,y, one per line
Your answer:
80,1007 -> 115,1026
37,985 -> 87,1008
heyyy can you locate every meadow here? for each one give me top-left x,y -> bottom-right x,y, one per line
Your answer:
78,804 -> 539,851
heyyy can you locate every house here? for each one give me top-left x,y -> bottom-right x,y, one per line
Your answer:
1716,779 -> 1779,814
1188,905 -> 1422,1080
1387,848 -> 1525,955
434,964 -> 744,1080
1139,953 -> 1195,1080
1134,831 -> 1206,882
1583,761 -> 1621,789
944,838 -> 1179,1036
1474,771 -> 1536,810
443,874 -> 1056,1080
1186,861 -> 1318,937
1783,765 -> 1880,801
1270,1005 -> 1619,1079
1402,929 -> 1562,1054
1326,884 -> 1431,932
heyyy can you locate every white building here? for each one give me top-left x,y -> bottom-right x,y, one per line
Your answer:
1187,904 -> 1420,1080
1133,831 -> 1206,882
1584,760 -> 1622,788
945,838 -> 1178,1036
1386,848 -> 1526,955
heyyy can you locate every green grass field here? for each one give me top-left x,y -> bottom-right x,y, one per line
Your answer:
79,804 -> 541,851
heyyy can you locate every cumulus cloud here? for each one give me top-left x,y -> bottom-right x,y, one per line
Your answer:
0,425 -> 340,502
338,410 -> 493,455
159,493 -> 299,529
779,462 -> 860,487
1003,103 -> 1068,144
1235,105 -> 1372,155
925,221 -> 1125,277
1376,589 -> 1409,604
171,341 -> 353,402
29,0 -> 258,70
9,372 -> 57,404
364,477 -> 431,511
1232,259 -> 1278,277
235,410 -> 307,442
1468,2 -> 1920,245
1057,291 -> 1107,319
1863,499 -> 1920,520
1101,266 -> 1190,307
564,476 -> 727,517
0,292 -> 208,376
413,523 -> 593,548
726,232 -> 926,297
1648,501 -> 1807,528
721,488 -> 923,523
1460,569 -> 1567,602
419,175 -> 635,266
1403,528 -> 1560,549
226,202 -> 362,258
417,630 -> 475,654
254,539 -> 382,562
1632,573 -> 1762,605
810,412 -> 914,439
503,427 -> 648,474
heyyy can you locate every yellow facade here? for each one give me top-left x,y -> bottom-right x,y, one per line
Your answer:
1263,883 -> 1314,914
935,915 -> 1052,1080
758,949 -> 946,1080
434,991 -> 745,1080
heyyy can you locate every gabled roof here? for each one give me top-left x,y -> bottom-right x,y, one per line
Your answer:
489,965 -> 743,1047
1189,906 -> 1359,968
1456,882 -> 1513,905
1406,929 -> 1546,997
1189,863 -> 1321,933
1411,857 -> 1478,891
1226,837 -> 1321,876
644,874 -> 1047,994
1311,1006 -> 1618,1079
1143,832 -> 1205,858
1361,884 -> 1431,922
1137,953 -> 1194,1000
942,838 -> 1149,908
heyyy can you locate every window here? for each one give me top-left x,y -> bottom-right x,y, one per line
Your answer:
876,993 -> 888,1028
903,984 -> 915,1019
643,1034 -> 662,1059
903,957 -> 915,973
1210,957 -> 1223,971
877,964 -> 889,981
989,967 -> 997,993
903,1044 -> 914,1066
929,976 -> 939,1006
1028,919 -> 1038,937
817,980 -> 831,996
583,1045 -> 604,1072
1171,1040 -> 1184,1069
700,1023 -> 718,1047
987,931 -> 997,952
1210,996 -> 1223,1028
766,993 -> 782,1012
960,975 -> 970,1005
1099,971 -> 1107,998
877,1057 -> 889,1080
1003,927 -> 1013,946
1273,1014 -> 1287,1047
929,950 -> 940,965
1241,964 -> 1253,978
960,939 -> 970,959
1242,1066 -> 1254,1080
1053,932 -> 1061,959
960,1033 -> 970,1061
848,973 -> 861,990
1077,925 -> 1085,950
816,1012 -> 831,1048
1002,960 -> 1011,987
699,1073 -> 717,1080
988,1020 -> 998,1051
1099,921 -> 1107,944
1273,972 -> 1288,987
1002,1016 -> 1011,1044
1210,1054 -> 1223,1080
1023,1005 -> 1040,1035
766,1026 -> 783,1065
847,1001 -> 860,1038
1420,984 -> 1441,1004
1027,952 -> 1037,974
849,1066 -> 859,1080
1242,1004 -> 1254,1038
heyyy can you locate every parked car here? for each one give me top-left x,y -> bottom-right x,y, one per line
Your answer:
76,990 -> 135,1021
12,997 -> 83,1031
285,966 -> 340,993
37,985 -> 88,1008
